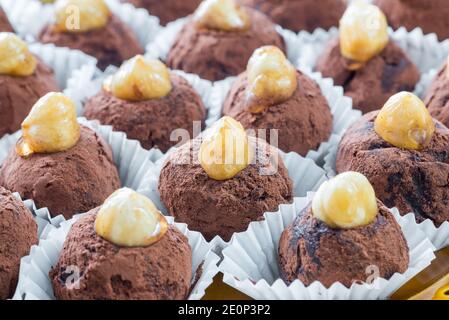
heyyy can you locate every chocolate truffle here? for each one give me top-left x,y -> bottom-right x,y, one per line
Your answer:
316,38 -> 420,114
84,73 -> 206,152
223,70 -> 333,156
238,0 -> 347,32
122,0 -> 202,25
0,187 -> 38,299
424,62 -> 449,128
279,201 -> 409,288
374,0 -> 449,41
166,7 -> 285,81
336,112 -> 449,226
159,137 -> 293,241
51,209 -> 192,300
0,60 -> 60,137
39,15 -> 143,70
0,7 -> 13,32
0,126 -> 121,219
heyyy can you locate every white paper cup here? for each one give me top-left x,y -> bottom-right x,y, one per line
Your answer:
0,0 -> 161,49
64,63 -> 219,128
137,147 -> 329,253
12,193 -> 63,240
219,196 -> 436,300
0,117 -> 157,210
323,138 -> 449,251
1,193 -> 60,300
30,42 -> 97,89
12,214 -> 220,300
145,17 -> 300,70
296,27 -> 449,75
414,68 -> 439,99
323,141 -> 339,178
207,70 -> 361,165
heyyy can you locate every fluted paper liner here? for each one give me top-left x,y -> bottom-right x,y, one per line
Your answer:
137,148 -> 329,253
219,196 -> 436,300
146,17 -> 301,70
1,0 -> 161,49
64,64 -> 219,129
12,193 -> 63,240
296,26 -> 449,75
414,68 -> 439,99
2,194 -> 61,300
0,117 -> 157,211
324,137 -> 449,251
12,214 -> 220,300
29,43 -> 97,89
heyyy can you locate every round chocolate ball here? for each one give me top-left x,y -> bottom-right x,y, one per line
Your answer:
84,73 -> 206,152
223,70 -> 333,156
122,0 -> 202,25
167,7 -> 285,81
0,187 -> 37,299
238,0 -> 347,32
51,209 -> 192,300
159,137 -> 293,241
0,59 -> 60,137
0,126 -> 121,219
316,37 -> 420,114
336,111 -> 449,226
279,202 -> 409,288
39,15 -> 143,70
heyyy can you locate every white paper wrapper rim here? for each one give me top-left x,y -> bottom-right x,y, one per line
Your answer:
12,214 -> 220,300
29,42 -> 98,89
219,196 -> 436,300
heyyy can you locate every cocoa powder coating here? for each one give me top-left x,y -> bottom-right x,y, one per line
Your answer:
84,73 -> 206,152
336,112 -> 449,226
167,7 -> 285,81
279,202 -> 409,288
222,70 -> 333,156
39,15 -> 143,70
51,209 -> 192,300
0,187 -> 38,299
0,59 -> 60,137
316,38 -> 420,114
158,137 -> 293,241
0,126 -> 121,219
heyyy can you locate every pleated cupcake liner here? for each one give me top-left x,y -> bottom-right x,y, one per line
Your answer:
323,138 -> 449,251
12,193 -> 64,240
219,195 -> 436,300
414,68 -> 439,99
12,214 -> 220,300
296,26 -> 449,76
1,193 -> 61,300
207,70 -> 361,166
145,17 -> 301,72
0,0 -> 161,49
0,117 -> 157,216
29,42 -> 97,89
64,63 -> 219,130
136,148 -> 329,254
